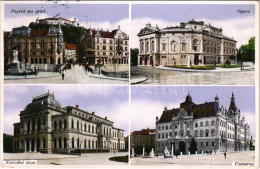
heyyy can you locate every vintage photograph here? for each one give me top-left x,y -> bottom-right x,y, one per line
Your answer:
3,3 -> 129,84
130,86 -> 255,166
130,4 -> 256,85
3,85 -> 129,165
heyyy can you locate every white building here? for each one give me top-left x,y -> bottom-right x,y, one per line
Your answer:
36,17 -> 78,27
137,19 -> 237,67
155,92 -> 250,155
13,92 -> 125,154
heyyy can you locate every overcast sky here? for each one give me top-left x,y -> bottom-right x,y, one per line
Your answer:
131,86 -> 256,139
131,4 -> 255,49
4,3 -> 129,33
4,85 -> 129,136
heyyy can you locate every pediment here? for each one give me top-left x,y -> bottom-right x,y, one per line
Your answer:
137,27 -> 156,36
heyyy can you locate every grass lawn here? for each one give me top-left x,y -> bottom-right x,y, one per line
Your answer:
109,155 -> 128,163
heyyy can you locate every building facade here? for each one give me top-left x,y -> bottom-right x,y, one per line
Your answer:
131,128 -> 155,148
137,19 -> 237,67
78,26 -> 129,65
155,92 -> 250,155
13,92 -> 125,154
4,24 -> 65,68
65,44 -> 77,62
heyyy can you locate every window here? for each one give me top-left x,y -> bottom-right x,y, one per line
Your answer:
77,121 -> 79,130
181,55 -> 186,58
103,45 -> 106,50
181,43 -> 186,51
212,142 -> 214,146
103,52 -> 106,56
211,120 -> 215,126
151,41 -> 154,51
211,129 -> 215,136
195,130 -> 198,137
200,122 -> 203,127
171,41 -> 177,51
206,121 -> 209,126
145,42 -> 149,52
206,130 -> 209,137
195,122 -> 198,127
54,121 -> 57,130
59,138 -> 62,148
64,138 -> 67,148
162,43 -> 166,51
200,130 -> 204,137
110,46 -> 113,50
54,138 -> 57,148
59,120 -> 62,130
77,138 -> 80,148
71,119 -> 74,129
103,39 -> 106,43
110,40 -> 113,44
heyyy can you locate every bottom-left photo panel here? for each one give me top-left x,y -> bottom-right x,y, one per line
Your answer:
3,85 -> 129,166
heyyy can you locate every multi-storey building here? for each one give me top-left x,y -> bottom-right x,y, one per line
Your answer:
36,17 -> 78,27
131,128 -> 155,148
65,44 -> 77,62
78,26 -> 129,65
137,19 -> 237,66
155,92 -> 250,155
13,92 -> 125,154
4,24 -> 65,68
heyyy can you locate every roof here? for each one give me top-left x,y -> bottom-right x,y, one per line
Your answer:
30,30 -> 49,37
131,128 -> 156,135
229,100 -> 237,112
85,29 -> 117,38
65,44 -> 77,50
4,32 -> 11,37
158,108 -> 180,123
192,102 -> 218,119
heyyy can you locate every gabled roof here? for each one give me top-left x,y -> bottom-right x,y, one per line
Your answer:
137,27 -> 159,37
30,30 -> 49,37
158,108 -> 180,123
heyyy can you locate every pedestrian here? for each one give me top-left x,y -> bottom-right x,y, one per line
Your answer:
62,72 -> 64,80
224,151 -> 226,159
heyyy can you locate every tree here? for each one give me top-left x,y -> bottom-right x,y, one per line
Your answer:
189,137 -> 197,154
237,37 -> 255,69
131,48 -> 139,66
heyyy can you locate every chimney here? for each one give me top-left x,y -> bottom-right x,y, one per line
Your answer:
105,116 -> 107,120
76,105 -> 79,109
92,112 -> 95,115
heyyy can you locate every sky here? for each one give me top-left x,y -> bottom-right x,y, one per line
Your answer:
4,3 -> 129,33
131,86 -> 256,139
131,4 -> 255,49
4,85 -> 129,136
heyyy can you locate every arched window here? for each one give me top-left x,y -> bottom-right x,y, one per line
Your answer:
206,130 -> 209,137
84,124 -> 87,131
200,121 -> 204,127
211,129 -> 215,136
43,138 -> 46,148
88,140 -> 91,149
59,138 -> 62,148
195,130 -> 198,137
59,120 -> 62,129
141,42 -> 144,52
145,41 -> 149,52
54,121 -> 57,130
54,138 -> 57,148
77,138 -> 80,148
64,138 -> 67,148
92,140 -> 94,149
77,121 -> 79,130
171,41 -> 177,51
200,130 -> 204,137
211,120 -> 215,126
206,121 -> 209,126
84,139 -> 87,149
64,119 -> 67,129
71,119 -> 74,129
151,41 -> 154,51
72,138 -> 74,148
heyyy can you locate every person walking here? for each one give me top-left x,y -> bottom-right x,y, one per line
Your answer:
224,151 -> 226,159
62,71 -> 64,80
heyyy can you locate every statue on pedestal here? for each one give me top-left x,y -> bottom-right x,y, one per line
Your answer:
149,148 -> 154,158
164,146 -> 171,158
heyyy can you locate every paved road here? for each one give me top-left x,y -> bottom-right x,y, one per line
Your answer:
4,65 -> 128,84
130,151 -> 255,166
3,152 -> 128,165
131,67 -> 255,85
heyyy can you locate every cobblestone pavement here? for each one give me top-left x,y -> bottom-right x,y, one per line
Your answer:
3,152 -> 128,165
4,65 -> 128,84
130,151 -> 255,166
131,67 -> 255,85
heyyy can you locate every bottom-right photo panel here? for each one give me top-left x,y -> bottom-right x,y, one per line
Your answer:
130,86 -> 255,167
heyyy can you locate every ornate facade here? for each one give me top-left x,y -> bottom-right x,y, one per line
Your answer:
4,24 -> 65,67
78,26 -> 129,65
137,19 -> 237,66
13,92 -> 125,154
155,92 -> 250,155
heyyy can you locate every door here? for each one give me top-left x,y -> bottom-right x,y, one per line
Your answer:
179,141 -> 186,154
194,55 -> 199,65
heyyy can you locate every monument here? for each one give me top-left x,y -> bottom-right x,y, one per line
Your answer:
149,148 -> 155,158
164,146 -> 172,158
7,50 -> 23,74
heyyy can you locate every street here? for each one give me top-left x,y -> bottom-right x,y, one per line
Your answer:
4,65 -> 128,84
130,151 -> 255,166
3,152 -> 128,165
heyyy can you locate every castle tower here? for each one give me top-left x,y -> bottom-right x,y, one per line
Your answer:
57,22 -> 64,55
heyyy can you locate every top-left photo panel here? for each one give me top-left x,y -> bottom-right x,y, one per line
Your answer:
3,2 -> 129,84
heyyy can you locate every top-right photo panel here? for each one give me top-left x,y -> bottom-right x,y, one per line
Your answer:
130,4 -> 256,85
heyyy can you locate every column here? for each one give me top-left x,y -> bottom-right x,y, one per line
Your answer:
34,139 -> 37,152
132,145 -> 134,157
201,54 -> 204,65
24,139 -> 27,153
187,55 -> 191,67
29,139 -> 32,152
